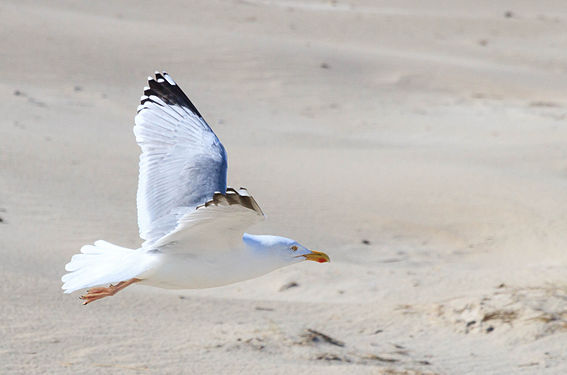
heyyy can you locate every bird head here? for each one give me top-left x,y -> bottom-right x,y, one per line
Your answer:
243,233 -> 330,264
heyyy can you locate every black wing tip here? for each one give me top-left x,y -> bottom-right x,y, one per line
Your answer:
197,188 -> 264,216
140,71 -> 203,118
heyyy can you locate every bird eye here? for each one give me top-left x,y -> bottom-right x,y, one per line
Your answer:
291,245 -> 298,251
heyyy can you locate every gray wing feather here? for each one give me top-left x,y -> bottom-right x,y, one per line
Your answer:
134,72 -> 227,247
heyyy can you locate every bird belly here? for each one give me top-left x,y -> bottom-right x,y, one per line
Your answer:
138,251 -> 271,289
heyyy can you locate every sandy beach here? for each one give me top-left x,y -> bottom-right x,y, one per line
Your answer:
2,0 -> 567,373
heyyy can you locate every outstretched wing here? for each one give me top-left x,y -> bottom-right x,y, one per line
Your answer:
153,187 -> 265,253
134,72 -> 227,247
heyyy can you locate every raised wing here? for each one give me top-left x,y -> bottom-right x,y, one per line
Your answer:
134,72 -> 227,247
153,187 -> 265,253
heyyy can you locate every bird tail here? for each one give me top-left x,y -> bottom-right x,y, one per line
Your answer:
61,240 -> 155,294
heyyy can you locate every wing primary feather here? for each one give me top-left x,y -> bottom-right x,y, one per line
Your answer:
197,188 -> 264,216
142,72 -> 203,119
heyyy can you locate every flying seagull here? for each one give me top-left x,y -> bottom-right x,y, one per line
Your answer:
62,72 -> 330,304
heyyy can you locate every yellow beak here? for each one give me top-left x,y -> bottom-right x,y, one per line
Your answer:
303,250 -> 330,263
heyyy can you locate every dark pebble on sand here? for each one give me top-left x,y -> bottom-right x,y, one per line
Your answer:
279,281 -> 299,291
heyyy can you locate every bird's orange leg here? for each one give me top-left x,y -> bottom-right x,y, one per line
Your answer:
80,278 -> 141,305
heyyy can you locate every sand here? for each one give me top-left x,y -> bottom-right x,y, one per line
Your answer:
2,0 -> 567,373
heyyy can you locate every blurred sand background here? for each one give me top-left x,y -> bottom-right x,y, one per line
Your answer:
2,0 -> 567,373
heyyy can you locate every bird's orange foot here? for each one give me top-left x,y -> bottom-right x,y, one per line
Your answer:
80,278 -> 141,305
80,286 -> 116,305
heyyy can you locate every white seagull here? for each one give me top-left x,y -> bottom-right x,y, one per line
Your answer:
62,72 -> 330,305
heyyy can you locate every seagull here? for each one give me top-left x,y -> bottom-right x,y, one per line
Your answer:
62,72 -> 330,305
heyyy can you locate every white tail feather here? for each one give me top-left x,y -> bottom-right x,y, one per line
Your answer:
61,240 -> 155,294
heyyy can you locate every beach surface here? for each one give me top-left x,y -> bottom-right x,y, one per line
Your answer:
2,0 -> 567,373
